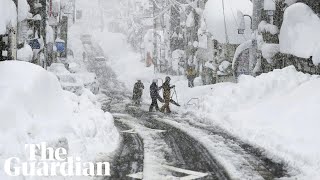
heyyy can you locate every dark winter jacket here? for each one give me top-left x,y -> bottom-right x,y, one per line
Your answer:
150,82 -> 161,99
133,81 -> 144,100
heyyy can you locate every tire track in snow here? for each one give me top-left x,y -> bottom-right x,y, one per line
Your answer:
105,121 -> 144,180
153,113 -> 289,180
113,113 -> 177,180
124,108 -> 231,180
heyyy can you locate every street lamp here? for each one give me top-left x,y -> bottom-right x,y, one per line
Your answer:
237,11 -> 252,35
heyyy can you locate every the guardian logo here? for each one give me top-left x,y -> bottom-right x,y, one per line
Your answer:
4,143 -> 110,177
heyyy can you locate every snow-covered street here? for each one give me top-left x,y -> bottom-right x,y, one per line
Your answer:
80,31 -> 290,179
1,0 -> 320,179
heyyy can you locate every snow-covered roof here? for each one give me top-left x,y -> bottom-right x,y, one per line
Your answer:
18,0 -> 30,22
264,0 -> 276,11
0,0 -> 17,34
279,3 -> 320,65
203,0 -> 252,45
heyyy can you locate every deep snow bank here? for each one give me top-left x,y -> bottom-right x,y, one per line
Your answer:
0,0 -> 17,34
183,66 -> 320,179
0,61 -> 119,179
279,3 -> 320,65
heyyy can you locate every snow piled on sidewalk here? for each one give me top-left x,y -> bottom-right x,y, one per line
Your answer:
0,61 -> 119,180
183,66 -> 320,179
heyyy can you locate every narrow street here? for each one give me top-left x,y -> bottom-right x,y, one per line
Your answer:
1,0 -> 319,179
83,40 -> 290,180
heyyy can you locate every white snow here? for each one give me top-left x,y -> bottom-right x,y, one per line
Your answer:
0,0 -> 17,34
46,24 -> 54,43
69,0 -> 320,179
18,0 -> 30,22
186,11 -> 195,28
279,3 -> 320,65
219,60 -> 231,72
0,61 -> 119,180
180,66 -> 320,179
204,0 -> 252,44
232,40 -> 252,69
261,43 -> 280,63
258,20 -> 279,35
33,14 -> 42,21
264,0 -> 276,11
17,43 -> 33,62
115,114 -> 176,179
155,116 -> 265,180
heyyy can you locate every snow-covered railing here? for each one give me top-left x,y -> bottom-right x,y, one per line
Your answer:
186,98 -> 200,109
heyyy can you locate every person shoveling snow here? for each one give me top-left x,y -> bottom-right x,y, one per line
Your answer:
160,76 -> 180,113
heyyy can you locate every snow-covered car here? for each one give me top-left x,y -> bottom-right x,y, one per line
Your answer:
48,63 -> 69,74
86,56 -> 108,76
68,62 -> 82,73
94,56 -> 107,67
57,74 -> 84,96
80,34 -> 92,44
48,63 -> 84,95
95,57 -> 108,76
76,72 -> 100,94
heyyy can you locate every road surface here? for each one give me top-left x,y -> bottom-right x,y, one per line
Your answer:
81,39 -> 290,180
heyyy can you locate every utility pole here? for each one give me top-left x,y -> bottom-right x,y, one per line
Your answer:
40,0 -> 48,67
9,0 -> 18,60
153,0 -> 158,73
250,0 -> 263,75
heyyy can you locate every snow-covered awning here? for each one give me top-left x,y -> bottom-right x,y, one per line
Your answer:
203,0 -> 252,45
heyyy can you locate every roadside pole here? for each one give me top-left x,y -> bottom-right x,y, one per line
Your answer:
9,0 -> 18,60
40,0 -> 48,68
153,0 -> 158,73
250,0 -> 263,75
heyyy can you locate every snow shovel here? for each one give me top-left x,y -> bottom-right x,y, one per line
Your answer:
170,99 -> 181,107
170,88 -> 181,107
158,96 -> 164,103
